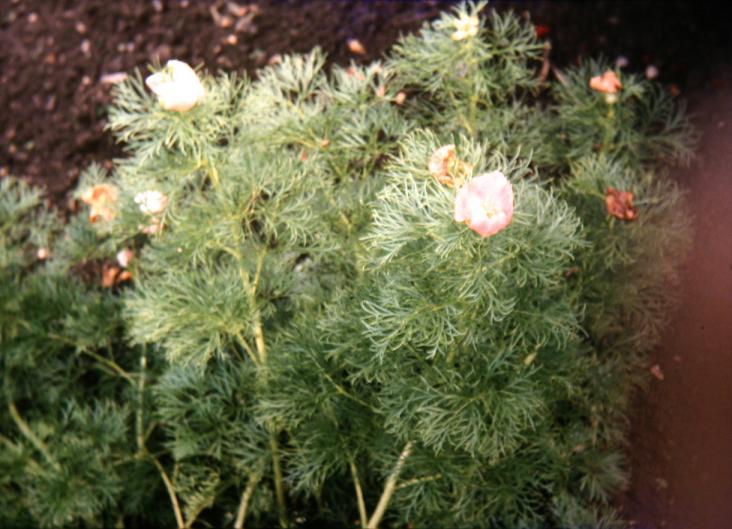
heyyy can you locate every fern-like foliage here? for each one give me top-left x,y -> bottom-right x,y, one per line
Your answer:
0,2 -> 696,528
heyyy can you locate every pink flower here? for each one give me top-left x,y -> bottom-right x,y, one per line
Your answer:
454,171 -> 514,238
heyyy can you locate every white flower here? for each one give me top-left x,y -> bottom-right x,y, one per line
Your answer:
134,190 -> 169,215
145,60 -> 205,112
116,248 -> 134,268
451,14 -> 479,41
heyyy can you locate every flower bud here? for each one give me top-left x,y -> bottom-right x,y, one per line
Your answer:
145,60 -> 205,112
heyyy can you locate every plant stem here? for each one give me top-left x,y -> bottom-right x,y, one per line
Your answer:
269,428 -> 288,528
136,353 -> 147,455
7,401 -> 61,472
82,349 -> 135,385
47,333 -> 135,385
252,249 -> 267,293
131,354 -> 186,528
235,331 -> 259,366
366,442 -> 413,529
350,460 -> 368,529
395,473 -> 442,490
151,456 -> 185,529
234,461 -> 265,529
253,318 -> 268,366
226,202 -> 286,527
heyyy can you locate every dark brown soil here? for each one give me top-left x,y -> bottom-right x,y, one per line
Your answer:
2,1 -> 731,528
0,0 -> 443,203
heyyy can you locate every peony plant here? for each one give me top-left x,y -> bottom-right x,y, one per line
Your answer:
1,3 -> 695,528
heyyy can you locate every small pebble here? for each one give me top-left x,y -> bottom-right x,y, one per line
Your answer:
80,39 -> 91,56
28,12 -> 39,24
395,91 -> 407,105
75,21 -> 87,34
225,34 -> 238,45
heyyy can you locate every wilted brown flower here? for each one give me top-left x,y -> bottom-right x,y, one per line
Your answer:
428,144 -> 457,186
605,187 -> 637,221
589,70 -> 623,94
102,264 -> 132,288
81,183 -> 118,223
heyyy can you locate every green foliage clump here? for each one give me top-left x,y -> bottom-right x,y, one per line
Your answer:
1,3 -> 694,528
